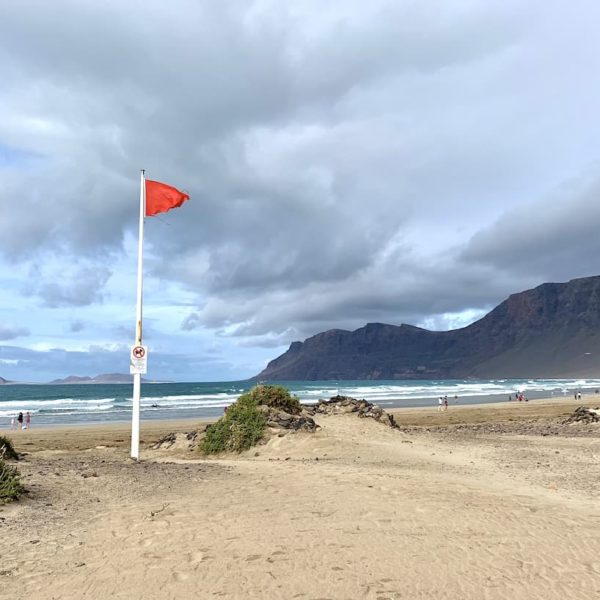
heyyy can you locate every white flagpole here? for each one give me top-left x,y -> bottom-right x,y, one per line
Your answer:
131,169 -> 146,460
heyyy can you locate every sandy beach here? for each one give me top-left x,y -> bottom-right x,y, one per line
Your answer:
2,396 -> 600,599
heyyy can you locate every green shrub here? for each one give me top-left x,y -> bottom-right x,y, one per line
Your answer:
201,400 -> 266,454
0,436 -> 18,461
245,384 -> 302,415
0,458 -> 25,503
200,384 -> 299,454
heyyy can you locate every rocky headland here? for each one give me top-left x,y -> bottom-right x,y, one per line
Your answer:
257,275 -> 600,380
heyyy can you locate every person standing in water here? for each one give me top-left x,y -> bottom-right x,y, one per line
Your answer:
24,412 -> 31,429
17,412 -> 23,429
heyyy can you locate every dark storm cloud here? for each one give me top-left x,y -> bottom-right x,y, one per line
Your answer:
1,0 -> 599,353
461,170 -> 600,283
0,1 -> 529,257
181,313 -> 201,331
196,251 -> 524,343
69,320 -> 86,333
0,325 -> 30,341
37,267 -> 112,308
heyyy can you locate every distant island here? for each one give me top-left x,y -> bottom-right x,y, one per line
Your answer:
256,275 -> 600,381
0,373 -> 172,385
50,373 -> 151,384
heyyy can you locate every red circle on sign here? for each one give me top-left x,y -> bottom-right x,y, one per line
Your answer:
133,346 -> 145,358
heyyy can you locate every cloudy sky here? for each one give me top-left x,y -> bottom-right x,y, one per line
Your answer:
1,0 -> 599,382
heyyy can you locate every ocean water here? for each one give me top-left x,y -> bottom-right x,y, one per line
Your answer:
0,378 -> 598,428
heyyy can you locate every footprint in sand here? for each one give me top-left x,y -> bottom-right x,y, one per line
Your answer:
172,571 -> 190,582
246,554 -> 262,562
141,552 -> 164,561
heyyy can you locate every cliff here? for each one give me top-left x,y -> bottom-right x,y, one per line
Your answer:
256,276 -> 600,380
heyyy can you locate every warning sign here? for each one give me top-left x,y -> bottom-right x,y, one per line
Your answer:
130,345 -> 148,374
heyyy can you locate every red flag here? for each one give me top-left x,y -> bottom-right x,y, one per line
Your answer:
145,180 -> 190,217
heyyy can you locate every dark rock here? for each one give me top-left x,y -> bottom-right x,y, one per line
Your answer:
152,432 -> 177,449
305,395 -> 399,428
152,428 -> 206,451
563,406 -> 600,424
265,407 -> 319,432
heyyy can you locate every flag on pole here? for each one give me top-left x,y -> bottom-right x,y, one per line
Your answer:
130,171 -> 189,461
145,180 -> 190,217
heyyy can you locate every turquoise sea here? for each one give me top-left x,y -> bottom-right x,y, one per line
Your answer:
1,378 -> 598,428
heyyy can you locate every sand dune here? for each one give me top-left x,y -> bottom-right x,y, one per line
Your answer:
2,402 -> 600,599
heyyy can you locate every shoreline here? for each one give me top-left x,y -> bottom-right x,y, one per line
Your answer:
6,388 -> 597,432
3,379 -> 599,429
5,394 -> 597,453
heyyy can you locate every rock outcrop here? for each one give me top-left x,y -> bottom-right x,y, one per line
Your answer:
261,406 -> 319,432
564,406 -> 600,424
152,429 -> 205,451
304,396 -> 399,428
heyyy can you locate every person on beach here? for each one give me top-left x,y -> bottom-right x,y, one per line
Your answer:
25,412 -> 31,429
438,397 -> 443,412
10,416 -> 16,430
17,412 -> 23,429
443,397 -> 448,411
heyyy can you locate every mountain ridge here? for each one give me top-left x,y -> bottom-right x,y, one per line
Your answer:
256,275 -> 600,380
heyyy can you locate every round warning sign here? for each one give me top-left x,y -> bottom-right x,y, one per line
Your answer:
132,346 -> 146,359
130,345 -> 148,374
